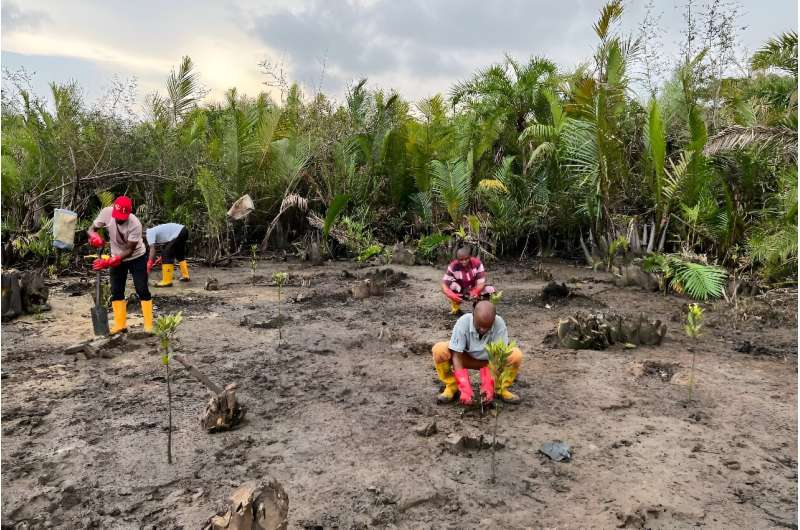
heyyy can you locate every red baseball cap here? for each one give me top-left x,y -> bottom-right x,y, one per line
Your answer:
112,196 -> 133,221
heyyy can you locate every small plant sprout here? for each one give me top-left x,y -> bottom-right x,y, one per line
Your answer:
272,272 -> 288,342
155,312 -> 183,464
489,290 -> 503,305
250,245 -> 258,280
485,338 -> 517,484
684,303 -> 703,401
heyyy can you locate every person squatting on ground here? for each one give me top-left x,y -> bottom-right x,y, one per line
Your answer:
146,223 -> 191,287
442,246 -> 496,314
432,301 -> 522,405
87,196 -> 153,334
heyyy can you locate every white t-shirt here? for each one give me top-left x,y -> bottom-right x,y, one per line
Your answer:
93,207 -> 146,261
448,313 -> 509,361
146,223 -> 184,246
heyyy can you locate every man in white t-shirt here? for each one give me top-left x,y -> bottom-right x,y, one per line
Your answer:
146,223 -> 190,287
87,195 -> 153,334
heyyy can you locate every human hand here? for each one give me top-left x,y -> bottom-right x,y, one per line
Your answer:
89,233 -> 104,248
92,257 -> 109,271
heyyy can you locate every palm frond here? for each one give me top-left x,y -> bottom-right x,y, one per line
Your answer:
478,179 -> 508,192
593,0 -> 624,41
429,159 -> 471,224
670,261 -> 727,301
703,125 -> 797,160
323,194 -> 351,240
166,56 -> 200,125
751,31 -> 798,77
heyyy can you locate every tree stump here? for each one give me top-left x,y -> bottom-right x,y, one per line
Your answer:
205,478 -> 289,530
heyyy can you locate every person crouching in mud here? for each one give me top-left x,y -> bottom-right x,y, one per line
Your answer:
441,246 -> 496,315
431,301 -> 523,405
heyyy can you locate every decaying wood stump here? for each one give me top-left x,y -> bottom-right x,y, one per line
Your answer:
205,478 -> 289,530
202,383 -> 247,432
613,264 -> 659,292
1,270 -> 50,321
391,243 -> 415,266
172,354 -> 247,432
556,312 -> 667,350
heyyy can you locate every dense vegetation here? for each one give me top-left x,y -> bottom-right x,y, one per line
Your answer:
2,1 -> 796,293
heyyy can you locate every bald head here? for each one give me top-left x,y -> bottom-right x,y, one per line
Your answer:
456,247 -> 471,260
473,301 -> 496,334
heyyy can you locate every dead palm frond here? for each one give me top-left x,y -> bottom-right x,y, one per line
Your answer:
703,125 -> 796,160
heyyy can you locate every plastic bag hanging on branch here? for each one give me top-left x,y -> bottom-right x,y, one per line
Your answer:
227,194 -> 254,221
52,208 -> 78,250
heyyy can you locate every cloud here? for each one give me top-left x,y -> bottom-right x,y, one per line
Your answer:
1,2 -> 49,32
247,0 -> 602,99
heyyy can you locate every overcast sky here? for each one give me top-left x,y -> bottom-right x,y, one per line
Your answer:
2,0 -> 796,112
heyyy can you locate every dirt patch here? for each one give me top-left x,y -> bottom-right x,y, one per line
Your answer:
362,268 -> 408,288
1,259 -> 796,529
628,360 -> 681,382
152,293 -> 222,316
239,314 -> 292,329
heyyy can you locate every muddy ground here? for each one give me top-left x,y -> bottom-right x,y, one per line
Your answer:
1,259 -> 797,529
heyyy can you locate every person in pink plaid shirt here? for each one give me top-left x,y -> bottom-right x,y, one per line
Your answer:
441,246 -> 496,314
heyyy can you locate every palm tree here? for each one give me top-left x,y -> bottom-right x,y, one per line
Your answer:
451,55 -> 557,168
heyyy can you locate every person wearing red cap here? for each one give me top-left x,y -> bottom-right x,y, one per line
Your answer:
87,196 -> 153,334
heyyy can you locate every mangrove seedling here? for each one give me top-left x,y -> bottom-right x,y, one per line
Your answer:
155,311 -> 183,464
684,303 -> 703,401
485,338 -> 516,484
272,272 -> 288,342
489,290 -> 503,305
250,244 -> 258,281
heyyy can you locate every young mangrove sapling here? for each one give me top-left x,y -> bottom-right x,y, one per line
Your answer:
485,338 -> 516,484
272,272 -> 288,342
155,311 -> 183,464
684,303 -> 703,401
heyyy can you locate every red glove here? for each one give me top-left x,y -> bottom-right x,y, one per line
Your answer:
479,366 -> 494,403
89,233 -> 104,248
470,286 -> 482,299
107,255 -> 122,268
147,259 -> 155,274
92,257 -> 109,271
443,286 -> 463,304
453,368 -> 474,406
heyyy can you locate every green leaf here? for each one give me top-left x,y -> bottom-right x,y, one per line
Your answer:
648,99 -> 666,185
323,194 -> 351,240
671,262 -> 727,301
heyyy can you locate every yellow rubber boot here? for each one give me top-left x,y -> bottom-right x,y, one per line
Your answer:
449,300 -> 461,315
110,300 -> 127,334
140,299 -> 153,333
155,264 -> 174,287
497,366 -> 521,404
435,361 -> 458,403
178,260 -> 190,282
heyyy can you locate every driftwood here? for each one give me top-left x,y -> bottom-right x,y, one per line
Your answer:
173,354 -> 247,432
204,479 -> 289,530
64,334 -> 124,358
556,312 -> 667,350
